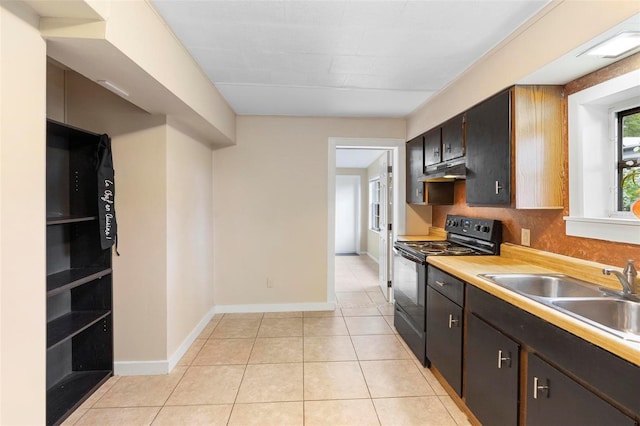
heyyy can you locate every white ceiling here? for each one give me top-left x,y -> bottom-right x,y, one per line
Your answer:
151,0 -> 548,117
336,149 -> 387,168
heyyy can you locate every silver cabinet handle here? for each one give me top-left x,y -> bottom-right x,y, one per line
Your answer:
435,280 -> 446,287
495,180 -> 503,194
445,144 -> 452,153
497,350 -> 511,369
416,188 -> 419,197
533,376 -> 549,399
448,314 -> 459,328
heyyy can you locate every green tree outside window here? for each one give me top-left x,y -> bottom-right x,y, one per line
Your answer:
621,110 -> 640,212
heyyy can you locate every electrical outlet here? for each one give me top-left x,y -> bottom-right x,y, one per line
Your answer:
267,278 -> 273,288
521,228 -> 531,247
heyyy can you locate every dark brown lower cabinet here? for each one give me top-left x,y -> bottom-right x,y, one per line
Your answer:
465,313 -> 520,426
426,286 -> 463,396
466,285 -> 639,425
526,353 -> 636,426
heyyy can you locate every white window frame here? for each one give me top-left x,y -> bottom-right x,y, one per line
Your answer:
565,69 -> 640,244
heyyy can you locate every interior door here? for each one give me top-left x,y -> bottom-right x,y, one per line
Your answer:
379,151 -> 393,301
335,175 -> 360,254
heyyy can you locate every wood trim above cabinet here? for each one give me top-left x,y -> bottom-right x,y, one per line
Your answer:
512,85 -> 564,209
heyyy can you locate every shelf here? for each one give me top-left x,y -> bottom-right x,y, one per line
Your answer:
47,267 -> 112,297
47,215 -> 97,225
47,370 -> 111,426
47,311 -> 110,350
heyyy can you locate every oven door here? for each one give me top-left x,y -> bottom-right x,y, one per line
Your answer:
392,248 -> 426,330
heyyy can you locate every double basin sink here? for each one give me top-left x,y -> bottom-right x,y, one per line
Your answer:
480,273 -> 640,343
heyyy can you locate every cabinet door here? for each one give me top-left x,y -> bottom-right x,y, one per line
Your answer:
466,89 -> 511,206
426,286 -> 463,396
424,127 -> 441,167
527,353 -> 636,426
406,135 -> 425,204
465,314 -> 520,426
441,114 -> 464,161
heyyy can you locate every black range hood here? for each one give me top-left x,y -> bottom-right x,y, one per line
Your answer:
419,159 -> 467,182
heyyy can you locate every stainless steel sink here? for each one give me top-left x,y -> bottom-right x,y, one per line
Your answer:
479,272 -> 640,342
552,298 -> 640,340
480,273 -> 605,299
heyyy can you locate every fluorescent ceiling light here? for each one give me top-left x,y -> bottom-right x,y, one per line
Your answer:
582,32 -> 640,58
97,80 -> 129,97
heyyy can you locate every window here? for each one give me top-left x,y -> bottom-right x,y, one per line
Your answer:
618,107 -> 640,212
369,179 -> 381,232
565,68 -> 640,245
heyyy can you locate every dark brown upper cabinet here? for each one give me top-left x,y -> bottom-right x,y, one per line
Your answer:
424,127 -> 442,167
406,134 -> 425,204
441,113 -> 465,162
465,89 -> 512,206
465,86 -> 563,208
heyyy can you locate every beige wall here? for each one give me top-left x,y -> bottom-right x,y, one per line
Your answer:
407,1 -> 640,138
213,116 -> 404,307
0,2 -> 47,424
166,119 -> 214,357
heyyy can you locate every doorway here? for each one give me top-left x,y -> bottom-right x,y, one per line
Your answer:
327,138 -> 406,307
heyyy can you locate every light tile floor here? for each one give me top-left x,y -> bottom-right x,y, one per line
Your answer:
63,255 -> 470,425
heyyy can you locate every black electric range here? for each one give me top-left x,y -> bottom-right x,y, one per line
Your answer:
392,215 -> 502,365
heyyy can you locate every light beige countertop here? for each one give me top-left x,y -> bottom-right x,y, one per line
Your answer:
427,244 -> 640,366
398,227 -> 446,241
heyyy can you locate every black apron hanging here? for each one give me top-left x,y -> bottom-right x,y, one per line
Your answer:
96,134 -> 119,254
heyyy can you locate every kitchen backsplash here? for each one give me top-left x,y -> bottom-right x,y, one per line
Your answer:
432,180 -> 639,266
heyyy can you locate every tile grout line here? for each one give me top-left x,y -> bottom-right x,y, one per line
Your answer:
225,319 -> 261,425
152,317 -> 220,425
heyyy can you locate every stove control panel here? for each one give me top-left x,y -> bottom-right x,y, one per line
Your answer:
445,215 -> 502,243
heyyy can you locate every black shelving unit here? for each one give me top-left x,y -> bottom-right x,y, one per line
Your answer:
46,120 -> 113,426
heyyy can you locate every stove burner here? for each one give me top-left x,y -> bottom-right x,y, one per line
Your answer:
406,241 -> 450,250
406,242 -> 425,247
429,241 -> 451,249
419,248 -> 445,255
446,247 -> 474,255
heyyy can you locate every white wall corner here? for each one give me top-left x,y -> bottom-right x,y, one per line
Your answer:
114,306 -> 217,376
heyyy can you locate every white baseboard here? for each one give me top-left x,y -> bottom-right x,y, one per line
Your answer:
214,301 -> 337,314
113,302 -> 337,376
114,306 -> 217,376
114,360 -> 169,376
366,252 -> 379,263
168,306 -> 217,371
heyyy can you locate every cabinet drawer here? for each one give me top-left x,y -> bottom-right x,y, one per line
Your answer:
427,265 -> 464,306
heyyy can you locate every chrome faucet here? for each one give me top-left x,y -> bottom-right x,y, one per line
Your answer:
603,260 -> 638,295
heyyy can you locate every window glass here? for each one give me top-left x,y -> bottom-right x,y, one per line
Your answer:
618,107 -> 640,212
369,179 -> 381,231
